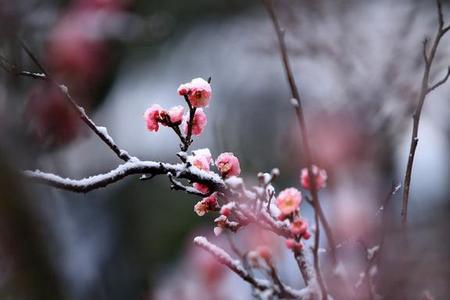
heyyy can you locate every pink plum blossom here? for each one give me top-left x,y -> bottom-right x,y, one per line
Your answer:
194,193 -> 218,216
144,104 -> 162,132
300,165 -> 328,190
275,188 -> 302,215
215,152 -> 241,178
189,155 -> 210,171
183,108 -> 207,136
178,78 -> 212,107
167,105 -> 184,123
192,148 -> 213,165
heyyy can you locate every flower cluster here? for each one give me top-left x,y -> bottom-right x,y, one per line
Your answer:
274,187 -> 312,252
144,77 -> 211,137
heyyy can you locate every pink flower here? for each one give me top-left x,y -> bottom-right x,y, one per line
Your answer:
275,188 -> 302,215
285,239 -> 303,252
167,105 -> 184,123
300,165 -> 328,190
194,201 -> 209,216
144,104 -> 162,132
183,108 -> 207,136
290,219 -> 308,236
215,152 -> 241,178
192,148 -> 213,165
193,182 -> 209,194
178,78 -> 212,107
189,155 -> 210,171
194,193 -> 217,216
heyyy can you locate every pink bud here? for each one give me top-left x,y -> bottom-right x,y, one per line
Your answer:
144,104 -> 162,132
256,246 -> 272,261
193,182 -> 209,194
220,206 -> 231,217
300,165 -> 328,190
204,192 -> 218,206
177,83 -> 191,96
215,152 -> 241,178
285,239 -> 303,252
290,219 -> 308,236
302,230 -> 311,240
275,188 -> 302,215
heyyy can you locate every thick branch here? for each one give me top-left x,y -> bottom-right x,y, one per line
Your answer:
401,0 -> 450,225
24,160 -> 225,193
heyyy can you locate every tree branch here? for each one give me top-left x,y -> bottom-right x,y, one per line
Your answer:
193,236 -> 311,299
263,0 -> 337,266
24,160 -> 225,193
401,0 -> 450,225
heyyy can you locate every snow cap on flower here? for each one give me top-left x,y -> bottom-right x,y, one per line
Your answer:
300,165 -> 328,190
144,104 -> 162,132
178,77 -> 212,107
183,108 -> 207,136
192,148 -> 213,165
167,105 -> 184,123
215,152 -> 241,178
275,188 -> 302,215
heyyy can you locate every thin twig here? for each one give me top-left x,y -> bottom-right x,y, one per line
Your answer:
262,0 -> 337,266
167,173 -> 206,197
401,0 -> 450,225
312,210 -> 328,300
6,43 -> 133,162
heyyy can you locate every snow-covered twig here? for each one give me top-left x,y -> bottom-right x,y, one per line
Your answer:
24,160 -> 225,193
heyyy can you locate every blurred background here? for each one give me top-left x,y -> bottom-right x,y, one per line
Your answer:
0,0 -> 449,299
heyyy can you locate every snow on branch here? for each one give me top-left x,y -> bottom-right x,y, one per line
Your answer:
24,160 -> 225,193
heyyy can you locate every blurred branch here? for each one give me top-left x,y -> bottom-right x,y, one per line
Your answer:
401,0 -> 450,226
1,45 -> 133,162
194,236 -> 311,299
262,0 -> 337,269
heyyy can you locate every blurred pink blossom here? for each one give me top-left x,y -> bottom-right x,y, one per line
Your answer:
275,188 -> 301,215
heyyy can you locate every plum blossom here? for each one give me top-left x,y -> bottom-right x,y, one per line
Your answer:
290,219 -> 311,240
166,105 -> 184,124
275,188 -> 302,215
192,148 -> 213,165
215,153 -> 241,178
177,77 -> 212,107
300,165 -> 328,190
144,104 -> 163,132
194,193 -> 218,216
183,108 -> 207,136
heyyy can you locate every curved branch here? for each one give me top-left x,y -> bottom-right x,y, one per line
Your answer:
24,160 -> 225,193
